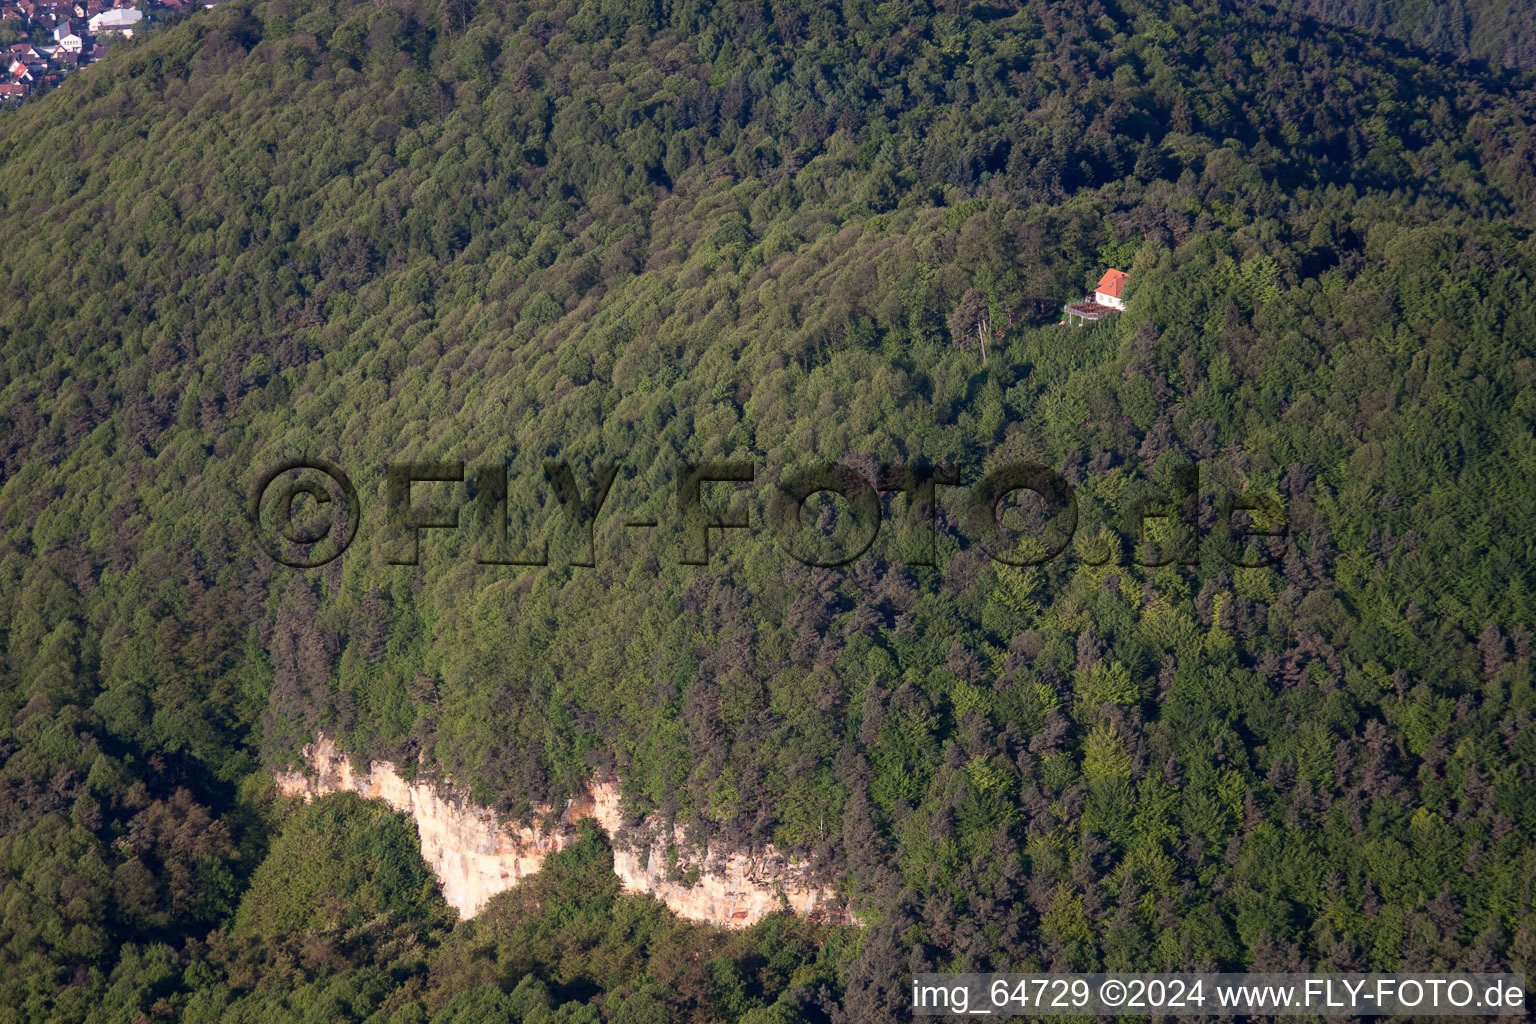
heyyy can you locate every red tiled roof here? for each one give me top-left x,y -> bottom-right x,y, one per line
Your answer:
1095,268 -> 1128,299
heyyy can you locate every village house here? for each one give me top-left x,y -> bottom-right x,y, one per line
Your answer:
51,21 -> 81,51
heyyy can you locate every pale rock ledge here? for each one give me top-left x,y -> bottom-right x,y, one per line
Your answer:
271,736 -> 853,929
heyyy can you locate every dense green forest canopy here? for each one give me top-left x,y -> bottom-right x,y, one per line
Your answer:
0,0 -> 1534,1020
1289,0 -> 1536,70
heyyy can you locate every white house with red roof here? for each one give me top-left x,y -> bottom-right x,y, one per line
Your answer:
1093,268 -> 1128,310
1062,268 -> 1131,324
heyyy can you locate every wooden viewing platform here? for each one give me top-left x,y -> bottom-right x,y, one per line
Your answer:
1061,299 -> 1118,324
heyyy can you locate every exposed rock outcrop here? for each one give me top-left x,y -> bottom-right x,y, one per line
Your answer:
272,736 -> 852,929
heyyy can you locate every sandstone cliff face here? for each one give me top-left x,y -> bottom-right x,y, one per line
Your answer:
272,737 -> 852,929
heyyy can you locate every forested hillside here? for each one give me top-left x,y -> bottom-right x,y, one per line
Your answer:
1284,0 -> 1536,69
0,0 -> 1534,1020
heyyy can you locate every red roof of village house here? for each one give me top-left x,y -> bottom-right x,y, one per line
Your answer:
1095,268 -> 1128,299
